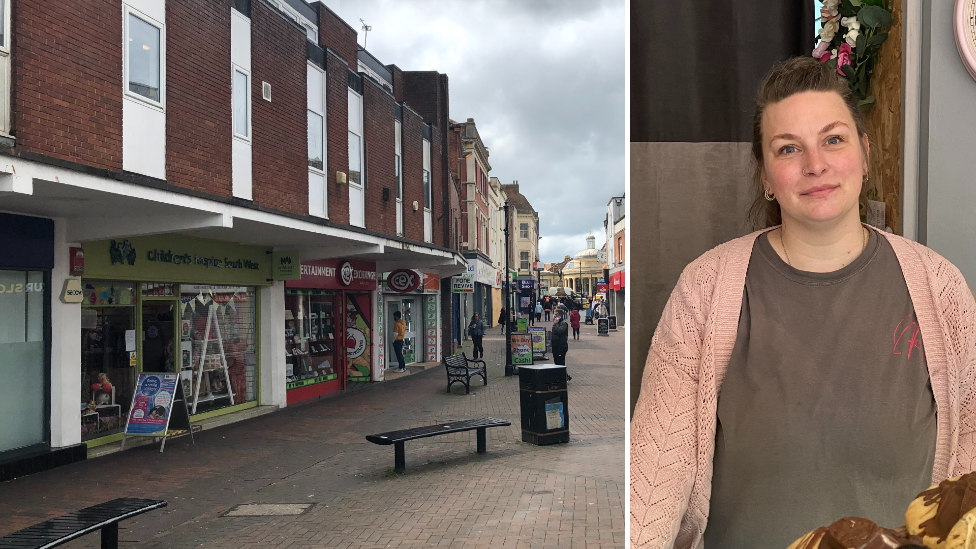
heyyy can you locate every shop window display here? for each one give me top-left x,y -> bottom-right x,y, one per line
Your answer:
80,280 -> 137,441
180,286 -> 257,414
285,289 -> 337,388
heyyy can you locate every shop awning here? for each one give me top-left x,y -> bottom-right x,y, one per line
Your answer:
0,157 -> 466,276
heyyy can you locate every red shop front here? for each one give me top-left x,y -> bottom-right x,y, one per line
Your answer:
284,258 -> 378,404
610,270 -> 626,291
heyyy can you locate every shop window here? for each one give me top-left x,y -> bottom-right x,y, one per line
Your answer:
284,289 -> 338,388
81,280 -> 138,441
180,286 -> 257,414
0,270 -> 46,454
125,9 -> 163,105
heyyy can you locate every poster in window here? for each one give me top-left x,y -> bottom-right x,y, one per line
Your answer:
345,293 -> 372,381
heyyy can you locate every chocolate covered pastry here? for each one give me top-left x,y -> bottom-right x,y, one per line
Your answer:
906,473 -> 976,549
788,517 -> 926,549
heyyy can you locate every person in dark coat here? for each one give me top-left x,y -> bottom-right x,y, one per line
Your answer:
570,307 -> 581,340
551,308 -> 571,381
468,313 -> 485,359
497,306 -> 507,334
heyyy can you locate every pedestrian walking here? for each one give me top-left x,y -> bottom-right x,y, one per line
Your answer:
392,311 -> 406,373
467,313 -> 485,359
497,306 -> 507,334
570,307 -> 581,340
535,301 -> 543,322
543,298 -> 552,321
551,309 -> 571,381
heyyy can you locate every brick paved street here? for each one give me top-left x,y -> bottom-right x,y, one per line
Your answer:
0,326 -> 624,548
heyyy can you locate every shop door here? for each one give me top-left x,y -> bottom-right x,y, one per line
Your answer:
142,302 -> 176,373
387,300 -> 402,367
400,298 -> 418,364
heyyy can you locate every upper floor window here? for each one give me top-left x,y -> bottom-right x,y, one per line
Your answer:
520,223 -> 528,239
520,251 -> 530,271
304,24 -> 317,42
126,10 -> 163,105
0,0 -> 7,50
233,69 -> 250,139
423,139 -> 432,210
617,237 -> 623,263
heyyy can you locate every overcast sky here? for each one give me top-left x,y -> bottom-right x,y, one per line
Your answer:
336,0 -> 625,263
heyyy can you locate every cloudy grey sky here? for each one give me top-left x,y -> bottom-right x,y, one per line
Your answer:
336,0 -> 625,263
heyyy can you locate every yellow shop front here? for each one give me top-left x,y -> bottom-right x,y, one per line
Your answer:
78,234 -> 275,446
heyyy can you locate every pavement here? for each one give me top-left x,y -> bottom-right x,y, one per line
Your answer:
0,324 -> 625,548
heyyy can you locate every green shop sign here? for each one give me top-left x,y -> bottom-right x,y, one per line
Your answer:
83,234 -> 272,286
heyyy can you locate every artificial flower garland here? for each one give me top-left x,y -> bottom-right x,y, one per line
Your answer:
813,0 -> 894,110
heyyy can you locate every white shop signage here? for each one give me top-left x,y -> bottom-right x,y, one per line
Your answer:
465,257 -> 500,288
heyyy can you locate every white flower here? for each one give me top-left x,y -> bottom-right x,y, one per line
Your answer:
824,0 -> 840,9
819,19 -> 840,41
841,16 -> 861,31
845,28 -> 860,48
831,48 -> 838,60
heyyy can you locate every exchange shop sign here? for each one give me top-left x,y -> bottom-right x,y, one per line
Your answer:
286,258 -> 377,291
83,234 -> 271,286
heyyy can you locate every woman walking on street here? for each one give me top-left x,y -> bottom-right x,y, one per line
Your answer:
497,306 -> 507,334
392,311 -> 406,373
569,307 -> 581,340
468,313 -> 485,359
551,309 -> 571,381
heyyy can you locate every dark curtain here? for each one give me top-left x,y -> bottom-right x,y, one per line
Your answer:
630,0 -> 816,142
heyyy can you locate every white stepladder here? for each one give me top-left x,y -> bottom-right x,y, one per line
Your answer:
191,302 -> 236,414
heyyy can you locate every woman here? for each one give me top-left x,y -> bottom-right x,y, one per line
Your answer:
630,57 -> 976,549
468,313 -> 485,359
497,306 -> 507,334
569,307 -> 581,340
391,311 -> 406,373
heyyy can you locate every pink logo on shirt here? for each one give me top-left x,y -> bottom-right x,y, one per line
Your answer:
893,313 -> 924,360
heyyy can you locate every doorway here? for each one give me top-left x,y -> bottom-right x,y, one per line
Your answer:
386,297 -> 418,365
142,302 -> 176,373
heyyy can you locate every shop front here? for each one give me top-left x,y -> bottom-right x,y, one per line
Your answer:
0,213 -> 53,462
382,270 -> 441,366
463,255 -> 500,328
609,269 -> 625,323
79,235 -> 271,446
283,258 -> 378,404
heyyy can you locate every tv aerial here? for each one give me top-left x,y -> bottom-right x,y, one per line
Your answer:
360,19 -> 372,49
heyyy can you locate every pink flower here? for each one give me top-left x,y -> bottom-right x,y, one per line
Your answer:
820,51 -> 832,63
813,41 -> 830,59
836,43 -> 853,75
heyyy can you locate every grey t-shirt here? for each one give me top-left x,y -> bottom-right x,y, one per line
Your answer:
703,229 -> 937,549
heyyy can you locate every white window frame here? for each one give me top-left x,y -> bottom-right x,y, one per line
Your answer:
423,138 -> 432,210
123,5 -> 166,111
232,65 -> 251,142
520,223 -> 529,239
520,251 -> 530,271
0,0 -> 10,54
348,89 -> 364,188
307,62 -> 326,175
395,119 -> 403,236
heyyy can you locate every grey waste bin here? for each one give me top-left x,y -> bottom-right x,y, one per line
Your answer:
518,364 -> 569,445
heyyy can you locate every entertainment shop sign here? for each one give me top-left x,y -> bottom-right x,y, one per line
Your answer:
285,258 -> 378,290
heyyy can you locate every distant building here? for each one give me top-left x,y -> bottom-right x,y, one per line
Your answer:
604,195 -> 626,321
502,181 -> 540,312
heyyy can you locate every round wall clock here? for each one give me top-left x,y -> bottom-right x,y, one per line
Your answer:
955,0 -> 976,81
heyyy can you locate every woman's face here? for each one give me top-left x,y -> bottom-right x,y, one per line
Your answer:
761,91 -> 868,227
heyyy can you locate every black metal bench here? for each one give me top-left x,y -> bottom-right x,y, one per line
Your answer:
0,497 -> 166,549
444,353 -> 487,394
366,417 -> 511,473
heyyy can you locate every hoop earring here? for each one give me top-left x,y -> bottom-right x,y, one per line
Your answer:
764,190 -> 775,202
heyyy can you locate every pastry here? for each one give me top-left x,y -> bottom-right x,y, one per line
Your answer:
944,508 -> 976,549
788,517 -> 926,549
906,473 -> 976,549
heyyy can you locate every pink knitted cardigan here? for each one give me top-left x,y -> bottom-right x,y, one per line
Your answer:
630,226 -> 976,549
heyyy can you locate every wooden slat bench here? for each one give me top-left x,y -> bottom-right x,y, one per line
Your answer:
444,353 -> 487,394
0,497 -> 167,549
366,417 -> 511,473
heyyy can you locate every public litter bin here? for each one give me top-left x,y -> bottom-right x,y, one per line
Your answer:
518,364 -> 569,445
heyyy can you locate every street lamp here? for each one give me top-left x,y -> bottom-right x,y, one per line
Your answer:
503,200 -> 515,376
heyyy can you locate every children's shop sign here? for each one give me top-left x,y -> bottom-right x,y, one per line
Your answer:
82,235 -> 271,285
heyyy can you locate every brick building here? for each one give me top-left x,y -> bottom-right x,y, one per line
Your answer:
0,0 -> 464,477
